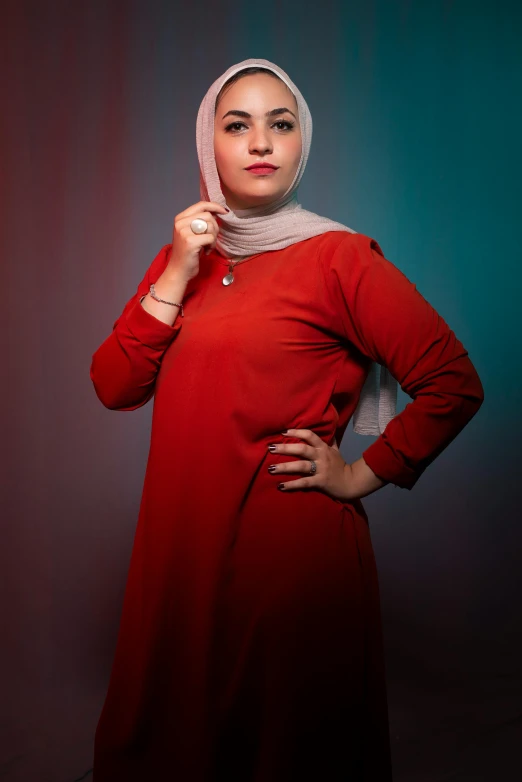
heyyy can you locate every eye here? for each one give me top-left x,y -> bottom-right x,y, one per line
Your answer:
224,121 -> 247,132
273,120 -> 295,131
224,120 -> 295,133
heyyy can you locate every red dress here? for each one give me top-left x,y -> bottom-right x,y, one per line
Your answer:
90,231 -> 484,781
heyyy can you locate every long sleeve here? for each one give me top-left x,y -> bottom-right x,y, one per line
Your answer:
320,232 -> 485,490
90,243 -> 181,411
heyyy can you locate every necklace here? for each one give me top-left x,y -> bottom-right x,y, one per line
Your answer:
215,253 -> 263,286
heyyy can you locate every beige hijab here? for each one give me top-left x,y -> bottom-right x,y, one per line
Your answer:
196,57 -> 397,436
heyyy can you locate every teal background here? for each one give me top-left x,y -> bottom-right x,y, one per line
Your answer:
3,1 -> 521,779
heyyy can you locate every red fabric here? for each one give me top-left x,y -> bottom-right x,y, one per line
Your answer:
90,231 -> 484,780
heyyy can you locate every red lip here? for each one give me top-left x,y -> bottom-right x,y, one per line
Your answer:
245,163 -> 279,170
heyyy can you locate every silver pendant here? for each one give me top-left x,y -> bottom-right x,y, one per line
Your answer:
223,264 -> 235,285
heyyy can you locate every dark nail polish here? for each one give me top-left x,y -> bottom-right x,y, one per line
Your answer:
268,465 -> 277,473
268,444 -> 277,452
277,483 -> 285,490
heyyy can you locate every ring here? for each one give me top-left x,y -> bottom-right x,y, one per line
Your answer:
309,460 -> 317,475
191,218 -> 208,234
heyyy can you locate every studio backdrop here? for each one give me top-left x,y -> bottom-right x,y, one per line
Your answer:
2,1 -> 521,780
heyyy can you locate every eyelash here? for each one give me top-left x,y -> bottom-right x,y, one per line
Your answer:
224,120 -> 295,133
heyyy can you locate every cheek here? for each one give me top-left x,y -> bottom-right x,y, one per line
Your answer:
214,140 -> 240,174
289,138 -> 302,171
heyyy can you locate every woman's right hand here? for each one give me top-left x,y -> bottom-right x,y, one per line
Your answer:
167,201 -> 229,282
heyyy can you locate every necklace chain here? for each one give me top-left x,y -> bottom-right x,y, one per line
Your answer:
214,251 -> 262,286
215,254 -> 259,269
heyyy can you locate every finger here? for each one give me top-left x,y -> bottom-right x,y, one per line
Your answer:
277,475 -> 317,491
271,459 -> 316,475
179,211 -> 219,234
270,441 -> 315,460
186,201 -> 229,216
179,212 -> 220,256
204,201 -> 229,214
284,428 -> 324,447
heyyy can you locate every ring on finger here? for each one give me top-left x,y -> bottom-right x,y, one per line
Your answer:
191,218 -> 208,234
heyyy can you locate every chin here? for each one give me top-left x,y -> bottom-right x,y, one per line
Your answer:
239,189 -> 283,206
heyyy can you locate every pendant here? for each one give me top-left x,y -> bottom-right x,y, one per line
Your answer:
222,264 -> 235,286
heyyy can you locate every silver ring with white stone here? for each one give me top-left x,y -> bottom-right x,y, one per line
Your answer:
190,218 -> 208,234
309,460 -> 317,475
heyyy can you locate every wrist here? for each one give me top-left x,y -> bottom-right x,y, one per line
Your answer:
345,457 -> 388,500
160,264 -> 191,287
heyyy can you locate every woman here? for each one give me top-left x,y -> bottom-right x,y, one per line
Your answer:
90,58 -> 484,781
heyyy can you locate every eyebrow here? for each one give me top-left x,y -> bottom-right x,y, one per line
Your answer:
221,107 -> 297,121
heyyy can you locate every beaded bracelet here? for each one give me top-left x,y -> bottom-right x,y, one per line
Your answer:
140,283 -> 184,317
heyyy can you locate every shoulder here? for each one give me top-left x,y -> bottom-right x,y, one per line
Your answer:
316,231 -> 418,300
315,231 -> 386,272
321,230 -> 384,254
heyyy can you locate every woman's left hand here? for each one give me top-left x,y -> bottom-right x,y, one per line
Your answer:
267,428 -> 357,502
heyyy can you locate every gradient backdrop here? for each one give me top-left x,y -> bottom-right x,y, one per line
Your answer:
2,1 -> 521,780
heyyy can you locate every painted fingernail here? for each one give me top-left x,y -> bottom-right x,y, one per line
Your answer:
268,465 -> 277,473
277,483 -> 285,490
268,444 -> 277,452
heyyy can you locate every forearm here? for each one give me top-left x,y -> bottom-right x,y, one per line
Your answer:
360,356 -> 484,490
323,233 -> 485,492
140,260 -> 189,326
345,456 -> 388,500
90,255 -> 186,410
90,307 -> 177,410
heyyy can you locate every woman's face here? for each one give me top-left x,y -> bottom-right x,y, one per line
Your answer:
213,73 -> 302,211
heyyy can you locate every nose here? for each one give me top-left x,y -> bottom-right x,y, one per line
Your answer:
248,129 -> 273,155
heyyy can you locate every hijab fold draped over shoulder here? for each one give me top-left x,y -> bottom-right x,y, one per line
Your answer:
196,57 -> 398,436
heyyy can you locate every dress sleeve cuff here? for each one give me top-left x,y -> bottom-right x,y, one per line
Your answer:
361,438 -> 420,490
123,296 -> 183,350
